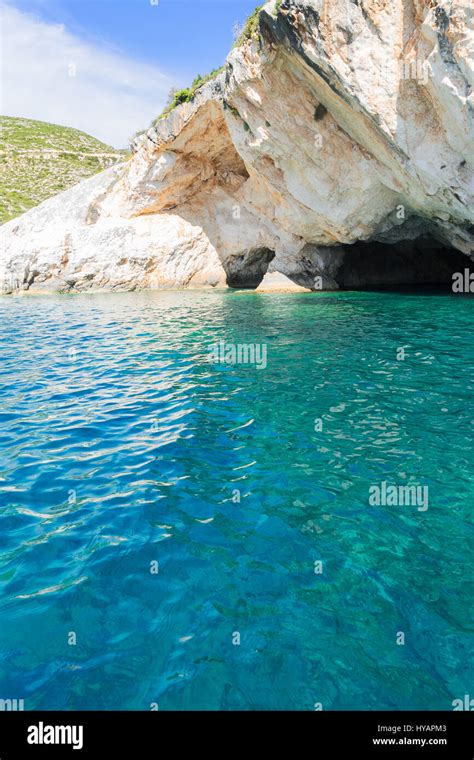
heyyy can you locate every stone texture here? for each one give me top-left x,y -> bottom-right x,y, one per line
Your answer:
1,0 -> 473,294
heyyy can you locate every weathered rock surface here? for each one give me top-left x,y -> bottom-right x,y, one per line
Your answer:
1,0 -> 473,294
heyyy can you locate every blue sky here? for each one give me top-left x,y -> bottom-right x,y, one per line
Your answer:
1,0 -> 259,146
10,0 -> 258,80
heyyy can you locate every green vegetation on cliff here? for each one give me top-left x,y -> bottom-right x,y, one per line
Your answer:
0,116 -> 127,225
233,4 -> 264,47
153,4 -> 266,126
156,67 -> 225,123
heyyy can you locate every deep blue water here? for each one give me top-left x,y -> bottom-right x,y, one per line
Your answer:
0,290 -> 472,710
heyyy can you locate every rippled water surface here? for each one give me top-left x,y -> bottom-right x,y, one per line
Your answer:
0,290 -> 472,710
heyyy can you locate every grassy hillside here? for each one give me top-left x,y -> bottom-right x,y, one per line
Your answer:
0,116 -> 128,224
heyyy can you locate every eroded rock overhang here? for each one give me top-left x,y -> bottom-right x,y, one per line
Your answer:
113,0 -> 474,281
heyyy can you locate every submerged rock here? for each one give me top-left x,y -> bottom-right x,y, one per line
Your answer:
1,0 -> 473,294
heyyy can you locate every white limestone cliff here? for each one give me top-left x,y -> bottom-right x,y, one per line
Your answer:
1,0 -> 473,294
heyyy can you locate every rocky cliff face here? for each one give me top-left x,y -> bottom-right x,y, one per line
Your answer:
1,0 -> 473,294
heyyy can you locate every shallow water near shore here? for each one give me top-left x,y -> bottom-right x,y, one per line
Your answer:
0,289 -> 472,710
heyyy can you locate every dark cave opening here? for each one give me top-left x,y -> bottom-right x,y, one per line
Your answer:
223,237 -> 471,292
225,247 -> 276,289
335,237 -> 470,291
288,236 -> 472,292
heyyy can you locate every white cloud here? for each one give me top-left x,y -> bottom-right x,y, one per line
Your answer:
0,2 -> 175,147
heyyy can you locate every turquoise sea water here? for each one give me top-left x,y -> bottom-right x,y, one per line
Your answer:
0,289 -> 472,710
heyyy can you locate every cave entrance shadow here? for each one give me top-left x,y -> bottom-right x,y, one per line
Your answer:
224,248 -> 276,289
214,236 -> 469,293
333,237 -> 470,292
275,235 -> 470,293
